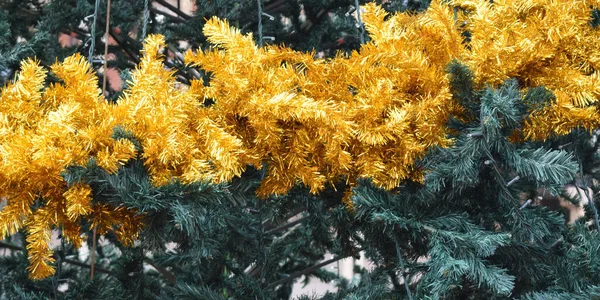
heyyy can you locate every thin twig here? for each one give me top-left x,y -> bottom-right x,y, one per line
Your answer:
267,256 -> 349,287
66,255 -> 111,275
141,0 -> 150,38
258,202 -> 267,288
354,0 -> 364,44
247,215 -> 309,278
477,129 -> 539,243
101,0 -> 112,97
91,226 -> 97,280
143,257 -> 176,284
0,241 -> 112,275
150,7 -> 186,23
88,0 -> 101,63
265,216 -> 308,235
257,0 -> 264,46
393,236 -> 413,300
109,27 -> 196,83
107,28 -> 140,64
550,236 -> 564,248
0,241 -> 21,251
154,0 -> 192,20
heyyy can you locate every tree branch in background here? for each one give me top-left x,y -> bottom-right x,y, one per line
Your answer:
107,27 -> 140,65
143,257 -> 176,284
0,241 -> 113,276
265,216 -> 308,235
150,7 -> 186,23
267,255 -> 349,288
154,0 -> 192,20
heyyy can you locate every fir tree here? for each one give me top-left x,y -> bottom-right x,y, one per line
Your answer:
1,0 -> 600,299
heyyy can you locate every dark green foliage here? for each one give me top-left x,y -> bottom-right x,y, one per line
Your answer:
0,1 -> 58,86
59,150 -> 358,299
522,86 -> 556,112
521,286 -> 600,300
447,60 -> 477,115
590,8 -> 600,28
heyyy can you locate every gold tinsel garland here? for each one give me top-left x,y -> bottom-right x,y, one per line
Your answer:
0,0 -> 599,279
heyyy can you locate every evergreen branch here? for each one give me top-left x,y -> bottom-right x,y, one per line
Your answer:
267,255 -> 349,288
95,20 -> 197,85
0,241 -> 174,282
488,158 -> 530,223
478,133 -> 540,244
109,29 -> 199,84
163,284 -> 227,299
0,241 -> 112,276
510,148 -> 577,184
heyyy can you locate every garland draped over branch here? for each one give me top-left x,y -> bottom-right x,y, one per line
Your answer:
1,0 -> 600,279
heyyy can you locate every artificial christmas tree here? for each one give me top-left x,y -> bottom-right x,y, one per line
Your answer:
0,0 -> 600,299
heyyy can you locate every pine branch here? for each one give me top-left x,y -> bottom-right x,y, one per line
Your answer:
510,148 -> 577,184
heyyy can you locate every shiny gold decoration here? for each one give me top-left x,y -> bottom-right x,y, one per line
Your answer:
185,14 -> 456,195
0,56 -> 142,279
452,0 -> 600,139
